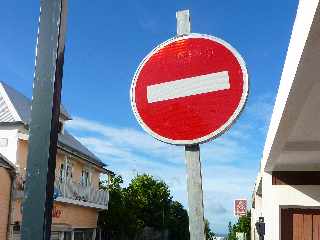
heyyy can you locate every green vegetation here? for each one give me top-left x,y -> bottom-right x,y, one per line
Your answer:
205,219 -> 216,240
227,211 -> 251,240
98,174 -> 215,240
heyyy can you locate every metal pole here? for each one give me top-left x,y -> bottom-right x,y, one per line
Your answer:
176,10 -> 205,240
21,0 -> 67,239
185,145 -> 205,240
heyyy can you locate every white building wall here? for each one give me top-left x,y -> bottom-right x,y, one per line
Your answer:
251,194 -> 262,240
262,172 -> 320,240
0,127 -> 19,165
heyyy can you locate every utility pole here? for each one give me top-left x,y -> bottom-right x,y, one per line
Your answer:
21,0 -> 68,239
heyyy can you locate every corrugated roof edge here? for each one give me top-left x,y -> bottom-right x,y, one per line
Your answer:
57,142 -> 114,175
0,152 -> 16,170
58,141 -> 106,168
0,82 -> 112,173
0,81 -> 72,121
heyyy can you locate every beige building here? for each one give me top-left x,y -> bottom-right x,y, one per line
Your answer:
0,82 -> 112,240
251,1 -> 320,239
0,154 -> 15,240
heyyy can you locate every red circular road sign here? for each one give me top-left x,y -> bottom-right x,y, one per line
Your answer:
131,34 -> 248,145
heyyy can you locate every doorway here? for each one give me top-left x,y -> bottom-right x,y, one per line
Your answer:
281,208 -> 320,240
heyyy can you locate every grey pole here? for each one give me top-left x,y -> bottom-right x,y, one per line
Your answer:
185,145 -> 205,240
21,0 -> 67,239
176,10 -> 206,240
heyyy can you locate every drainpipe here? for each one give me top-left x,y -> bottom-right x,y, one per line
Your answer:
6,168 -> 16,240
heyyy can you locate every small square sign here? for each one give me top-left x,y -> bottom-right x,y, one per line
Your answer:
234,199 -> 247,217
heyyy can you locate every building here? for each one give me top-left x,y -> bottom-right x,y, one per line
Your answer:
251,0 -> 320,239
0,154 -> 15,240
0,82 -> 112,240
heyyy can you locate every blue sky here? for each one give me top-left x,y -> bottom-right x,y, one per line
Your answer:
1,0 -> 299,234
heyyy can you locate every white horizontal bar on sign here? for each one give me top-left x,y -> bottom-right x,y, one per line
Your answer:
147,70 -> 230,103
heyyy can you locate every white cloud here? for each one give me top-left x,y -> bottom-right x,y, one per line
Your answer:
246,93 -> 275,133
65,116 -> 260,233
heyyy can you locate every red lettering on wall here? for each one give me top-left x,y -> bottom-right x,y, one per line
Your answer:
52,206 -> 63,218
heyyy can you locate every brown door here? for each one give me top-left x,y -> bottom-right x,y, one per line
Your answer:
281,209 -> 320,240
314,215 -> 320,240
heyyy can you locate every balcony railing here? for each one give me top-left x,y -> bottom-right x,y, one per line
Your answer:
55,180 -> 109,207
14,175 -> 109,208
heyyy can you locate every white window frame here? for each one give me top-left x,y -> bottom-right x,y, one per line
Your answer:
59,156 -> 73,183
81,167 -> 92,187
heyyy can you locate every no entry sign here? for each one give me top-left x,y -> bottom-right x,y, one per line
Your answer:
131,34 -> 248,145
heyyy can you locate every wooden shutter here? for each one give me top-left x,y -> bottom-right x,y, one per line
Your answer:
281,209 -> 320,240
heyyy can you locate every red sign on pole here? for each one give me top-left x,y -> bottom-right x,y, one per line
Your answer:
234,199 -> 247,217
131,34 -> 248,145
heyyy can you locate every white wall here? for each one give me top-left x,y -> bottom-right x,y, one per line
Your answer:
0,127 -> 19,165
262,172 -> 320,239
251,193 -> 262,240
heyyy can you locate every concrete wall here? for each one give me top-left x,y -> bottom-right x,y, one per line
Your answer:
262,172 -> 320,239
0,167 -> 12,240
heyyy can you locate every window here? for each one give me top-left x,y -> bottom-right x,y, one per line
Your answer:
81,168 -> 91,187
66,163 -> 73,180
12,222 -> 20,233
59,158 -> 73,182
73,230 -> 94,240
59,163 -> 64,183
0,138 -> 8,147
64,232 -> 72,240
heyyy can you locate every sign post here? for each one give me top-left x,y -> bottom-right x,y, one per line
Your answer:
177,10 -> 205,240
21,0 -> 67,239
130,9 -> 248,240
185,144 -> 205,239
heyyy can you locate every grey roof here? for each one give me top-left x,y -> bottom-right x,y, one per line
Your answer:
0,82 -> 105,168
0,93 -> 15,122
0,153 -> 15,170
1,81 -> 71,122
59,131 -> 105,167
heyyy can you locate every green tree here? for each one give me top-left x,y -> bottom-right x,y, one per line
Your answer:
227,221 -> 237,240
205,219 -> 215,240
98,174 -> 216,240
125,174 -> 172,232
237,211 -> 251,237
168,201 -> 189,240
227,211 -> 251,240
98,175 -> 131,239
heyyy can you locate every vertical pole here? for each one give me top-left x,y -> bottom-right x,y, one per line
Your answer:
176,10 -> 191,36
176,10 -> 205,240
21,0 -> 68,240
185,145 -> 205,240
